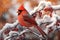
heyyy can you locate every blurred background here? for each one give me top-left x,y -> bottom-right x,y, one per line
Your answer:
0,0 -> 60,40
0,0 -> 60,29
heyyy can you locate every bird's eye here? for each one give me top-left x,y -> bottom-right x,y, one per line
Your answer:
17,10 -> 23,15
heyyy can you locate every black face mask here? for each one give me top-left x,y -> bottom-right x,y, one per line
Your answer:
18,10 -> 23,15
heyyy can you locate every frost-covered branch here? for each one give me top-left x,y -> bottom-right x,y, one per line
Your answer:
0,20 -> 19,33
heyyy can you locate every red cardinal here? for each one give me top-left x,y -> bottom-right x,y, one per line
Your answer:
18,4 -> 36,27
17,4 -> 49,39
